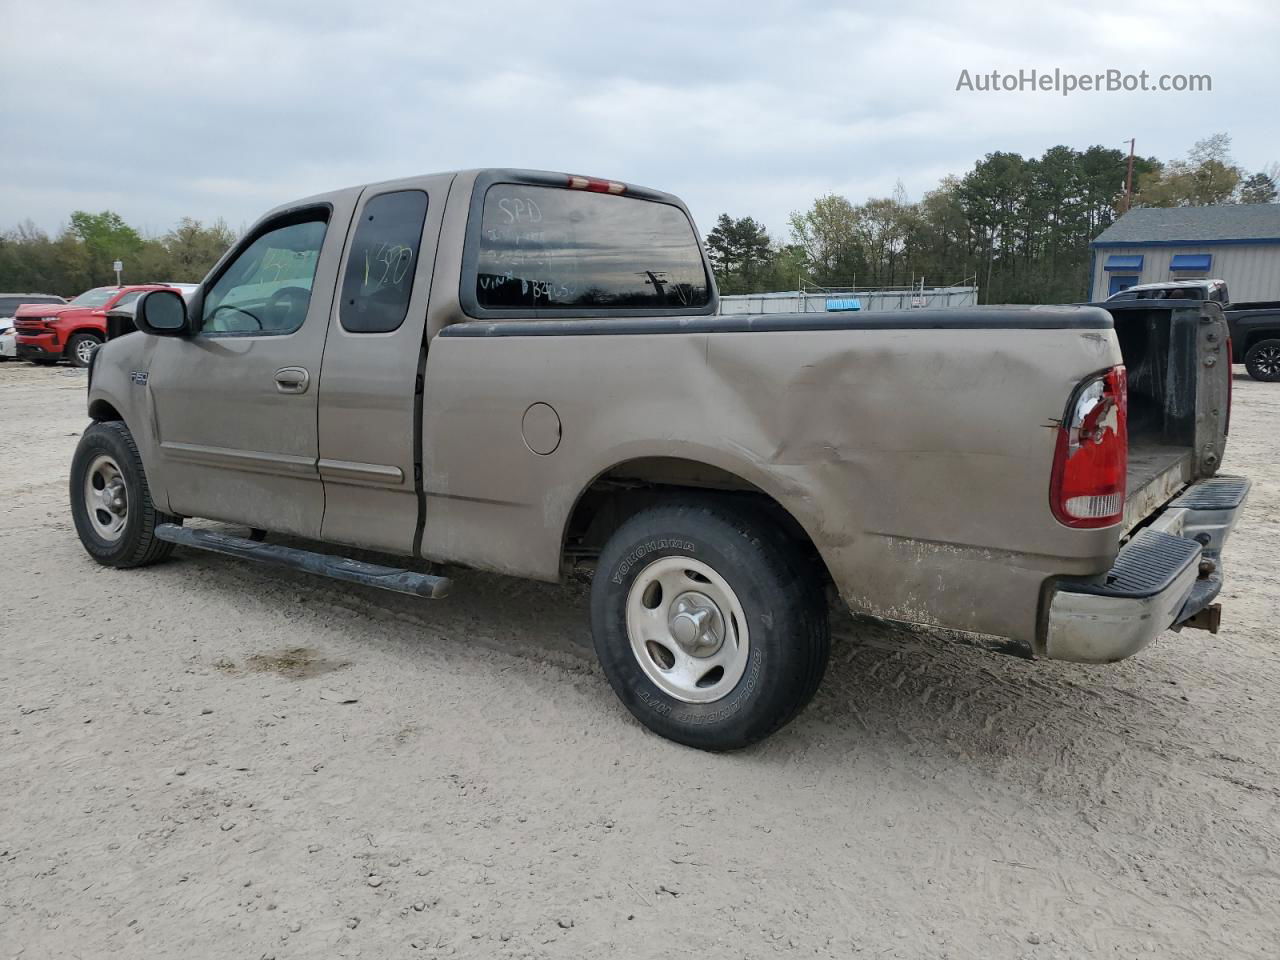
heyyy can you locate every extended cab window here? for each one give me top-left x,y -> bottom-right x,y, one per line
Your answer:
202,217 -> 328,335
339,190 -> 429,333
475,184 -> 710,311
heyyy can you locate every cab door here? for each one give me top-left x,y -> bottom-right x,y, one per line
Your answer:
147,190 -> 361,538
315,174 -> 452,554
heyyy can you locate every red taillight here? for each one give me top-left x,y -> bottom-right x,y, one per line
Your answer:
1050,365 -> 1128,528
567,175 -> 625,194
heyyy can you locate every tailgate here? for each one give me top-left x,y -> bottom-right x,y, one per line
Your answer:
1109,300 -> 1232,532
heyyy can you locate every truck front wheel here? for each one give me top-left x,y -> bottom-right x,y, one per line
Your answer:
590,498 -> 830,750
1244,338 -> 1280,382
70,421 -> 179,568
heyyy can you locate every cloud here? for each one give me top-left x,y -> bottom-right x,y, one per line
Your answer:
1,0 -> 1276,243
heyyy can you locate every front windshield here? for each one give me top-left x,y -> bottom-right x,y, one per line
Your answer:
69,287 -> 119,308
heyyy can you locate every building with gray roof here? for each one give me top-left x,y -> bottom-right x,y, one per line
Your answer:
1089,204 -> 1280,301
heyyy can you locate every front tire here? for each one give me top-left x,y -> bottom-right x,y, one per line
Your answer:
70,421 -> 179,568
1244,338 -> 1280,382
590,498 -> 829,750
67,332 -> 103,368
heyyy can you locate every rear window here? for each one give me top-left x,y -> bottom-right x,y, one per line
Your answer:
474,184 -> 710,311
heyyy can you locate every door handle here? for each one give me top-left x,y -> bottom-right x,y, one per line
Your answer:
274,366 -> 310,394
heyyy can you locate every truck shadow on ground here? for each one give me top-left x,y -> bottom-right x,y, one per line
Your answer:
786,599 -> 1231,785
181,524 -> 1195,773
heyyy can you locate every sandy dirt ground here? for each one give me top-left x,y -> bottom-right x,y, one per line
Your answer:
1,361 -> 1277,960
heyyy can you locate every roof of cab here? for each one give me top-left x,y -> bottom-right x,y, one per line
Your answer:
263,168 -> 682,217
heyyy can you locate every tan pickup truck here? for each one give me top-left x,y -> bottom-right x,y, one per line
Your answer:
73,168 -> 1250,749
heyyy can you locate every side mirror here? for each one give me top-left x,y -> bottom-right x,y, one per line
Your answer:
134,289 -> 190,337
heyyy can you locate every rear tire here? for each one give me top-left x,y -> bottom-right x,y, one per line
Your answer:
70,421 -> 179,568
590,497 -> 829,750
67,332 -> 103,368
1244,338 -> 1280,382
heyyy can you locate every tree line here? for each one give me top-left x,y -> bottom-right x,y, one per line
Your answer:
2,132 -> 1275,305
706,133 -> 1278,303
0,212 -> 235,296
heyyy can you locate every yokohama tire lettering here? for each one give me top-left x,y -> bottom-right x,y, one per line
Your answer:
672,650 -> 762,725
611,538 -> 696,584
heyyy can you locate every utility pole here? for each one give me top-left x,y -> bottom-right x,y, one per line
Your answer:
985,226 -> 995,304
1124,138 -> 1136,212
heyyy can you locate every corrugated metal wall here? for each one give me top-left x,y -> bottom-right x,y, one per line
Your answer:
1092,244 -> 1280,302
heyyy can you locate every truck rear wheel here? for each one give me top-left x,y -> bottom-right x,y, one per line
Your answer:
590,498 -> 829,750
70,421 -> 179,568
67,332 -> 103,368
1244,338 -> 1280,382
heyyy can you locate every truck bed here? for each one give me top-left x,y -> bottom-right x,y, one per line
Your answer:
1124,442 -> 1192,532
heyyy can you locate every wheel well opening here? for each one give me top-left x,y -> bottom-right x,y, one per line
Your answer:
561,457 -> 833,587
88,399 -> 123,422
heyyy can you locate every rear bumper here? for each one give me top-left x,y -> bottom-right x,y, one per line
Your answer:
1042,475 -> 1250,663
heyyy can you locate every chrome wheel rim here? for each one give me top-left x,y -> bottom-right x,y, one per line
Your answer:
84,453 -> 128,541
75,338 -> 97,364
625,556 -> 749,704
1255,345 -> 1280,378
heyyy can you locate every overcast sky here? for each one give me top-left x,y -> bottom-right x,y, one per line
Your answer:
2,0 -> 1277,243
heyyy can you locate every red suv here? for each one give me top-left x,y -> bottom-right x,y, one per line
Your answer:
14,285 -> 177,367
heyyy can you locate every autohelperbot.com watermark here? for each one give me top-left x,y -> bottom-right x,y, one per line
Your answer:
955,68 -> 1212,96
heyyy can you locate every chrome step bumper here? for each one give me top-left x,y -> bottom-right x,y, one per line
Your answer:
1042,475 -> 1250,663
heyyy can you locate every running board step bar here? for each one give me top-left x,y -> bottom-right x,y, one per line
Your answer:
154,524 -> 451,599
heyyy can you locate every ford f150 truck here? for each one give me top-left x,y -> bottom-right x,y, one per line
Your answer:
1106,278 -> 1280,381
72,169 -> 1251,750
15,284 -> 177,366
